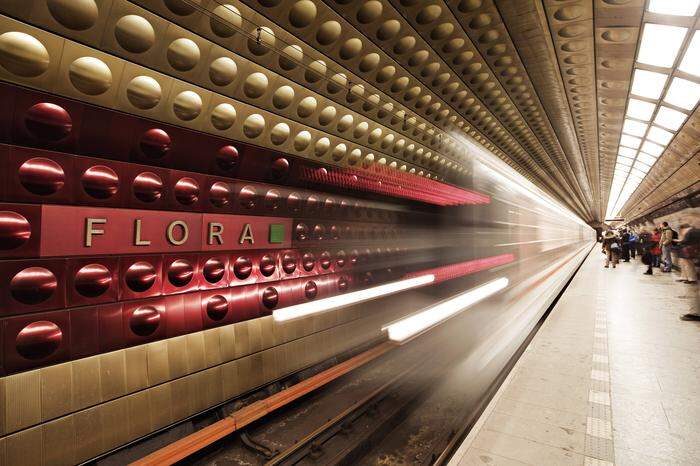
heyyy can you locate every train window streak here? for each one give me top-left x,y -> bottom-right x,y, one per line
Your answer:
273,274 -> 435,322
383,278 -> 509,343
494,237 -> 580,246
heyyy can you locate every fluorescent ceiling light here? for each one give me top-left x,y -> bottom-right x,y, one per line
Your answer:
273,274 -> 435,321
617,153 -> 635,162
679,31 -> 700,76
618,145 -> 638,157
630,167 -> 646,178
617,158 -> 633,167
641,140 -> 664,157
648,0 -> 700,16
638,24 -> 688,68
627,173 -> 643,184
383,278 -> 508,343
634,161 -> 651,173
664,77 -> 700,110
631,69 -> 668,99
622,119 -> 648,137
619,134 -> 642,148
637,152 -> 657,166
626,99 -> 656,121
647,126 -> 674,145
654,106 -> 687,130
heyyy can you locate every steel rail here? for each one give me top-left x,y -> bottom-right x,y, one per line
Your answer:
130,341 -> 395,466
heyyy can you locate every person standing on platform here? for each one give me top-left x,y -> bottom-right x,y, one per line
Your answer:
660,222 -> 674,272
602,230 -> 620,268
628,229 -> 638,259
676,223 -> 698,285
679,220 -> 700,321
642,228 -> 661,275
620,229 -> 631,262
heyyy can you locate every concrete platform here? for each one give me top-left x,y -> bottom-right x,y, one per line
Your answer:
449,249 -> 700,466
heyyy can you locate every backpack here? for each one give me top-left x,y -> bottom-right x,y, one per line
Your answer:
672,229 -> 678,240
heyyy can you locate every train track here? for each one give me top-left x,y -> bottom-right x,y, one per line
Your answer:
264,360 -> 432,466
130,249 -> 588,466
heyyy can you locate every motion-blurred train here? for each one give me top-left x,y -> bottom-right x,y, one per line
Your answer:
0,82 -> 593,465
0,3 -> 593,462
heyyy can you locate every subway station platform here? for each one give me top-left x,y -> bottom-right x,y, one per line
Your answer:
449,249 -> 700,466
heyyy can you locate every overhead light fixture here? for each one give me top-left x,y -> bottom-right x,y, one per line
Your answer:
619,134 -> 642,148
617,158 -> 632,167
654,106 -> 687,130
641,140 -> 664,157
648,0 -> 700,16
272,274 -> 435,322
637,23 -> 688,68
634,161 -> 651,173
383,278 -> 509,343
631,69 -> 668,99
647,126 -> 674,145
623,119 -> 648,137
630,167 -> 646,178
679,31 -> 700,76
626,99 -> 656,121
618,145 -> 638,158
627,172 -> 643,183
617,154 -> 635,163
636,152 -> 657,166
664,77 -> 700,110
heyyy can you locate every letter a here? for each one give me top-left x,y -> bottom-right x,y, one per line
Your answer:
239,223 -> 254,245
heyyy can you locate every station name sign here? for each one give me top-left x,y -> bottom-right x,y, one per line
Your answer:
38,205 -> 292,256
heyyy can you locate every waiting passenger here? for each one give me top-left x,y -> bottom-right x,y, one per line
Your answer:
628,230 -> 638,259
641,228 -> 660,275
676,223 -> 698,285
660,222 -> 674,272
602,230 -> 620,268
652,228 -> 662,268
679,222 -> 700,321
620,229 -> 631,262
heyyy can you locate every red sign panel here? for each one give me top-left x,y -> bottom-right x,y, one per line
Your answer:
38,205 -> 291,257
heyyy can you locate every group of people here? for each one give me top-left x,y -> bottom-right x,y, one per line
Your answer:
600,220 -> 699,320
601,221 -> 698,280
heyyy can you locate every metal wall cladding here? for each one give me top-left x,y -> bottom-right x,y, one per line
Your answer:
0,308 -> 393,464
0,3 -> 487,464
0,12 -> 450,181
0,251 -> 372,375
0,0 -> 460,178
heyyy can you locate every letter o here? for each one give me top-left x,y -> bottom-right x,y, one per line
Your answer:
166,220 -> 188,245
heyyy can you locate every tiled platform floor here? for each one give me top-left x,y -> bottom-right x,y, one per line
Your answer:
449,249 -> 700,466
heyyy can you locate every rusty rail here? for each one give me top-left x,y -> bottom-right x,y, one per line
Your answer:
130,341 -> 395,466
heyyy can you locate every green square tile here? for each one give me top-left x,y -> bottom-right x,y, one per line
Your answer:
269,224 -> 285,243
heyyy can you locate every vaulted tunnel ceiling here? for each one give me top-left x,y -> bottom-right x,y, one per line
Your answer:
5,0 -> 698,223
224,0 -> 699,224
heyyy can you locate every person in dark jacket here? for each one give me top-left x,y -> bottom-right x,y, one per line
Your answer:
628,230 -> 637,259
620,229 -> 631,262
679,222 -> 700,321
676,224 -> 698,285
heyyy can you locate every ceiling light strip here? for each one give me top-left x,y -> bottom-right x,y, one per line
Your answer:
606,9 -> 700,218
